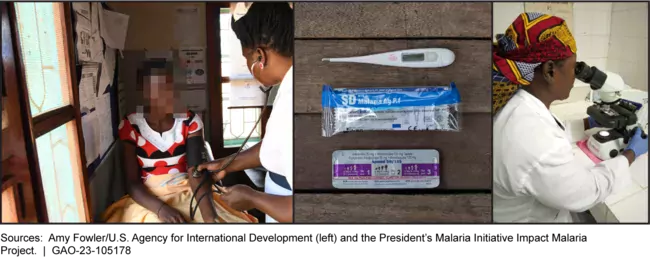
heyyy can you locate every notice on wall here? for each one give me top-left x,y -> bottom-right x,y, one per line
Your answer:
174,5 -> 202,46
180,90 -> 207,111
179,47 -> 206,85
79,65 -> 100,114
99,6 -> 130,51
79,64 -> 102,165
227,35 -> 251,76
81,78 -> 115,165
75,16 -> 103,63
74,17 -> 92,61
72,2 -> 91,20
228,75 -> 267,108
90,3 -> 99,35
96,93 -> 114,159
82,111 -> 99,166
99,48 -> 116,93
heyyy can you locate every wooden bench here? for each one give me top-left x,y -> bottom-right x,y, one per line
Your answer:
293,2 -> 492,223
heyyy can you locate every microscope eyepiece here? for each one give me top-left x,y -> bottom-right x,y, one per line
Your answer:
575,61 -> 607,90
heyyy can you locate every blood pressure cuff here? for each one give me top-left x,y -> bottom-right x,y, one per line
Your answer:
186,136 -> 205,168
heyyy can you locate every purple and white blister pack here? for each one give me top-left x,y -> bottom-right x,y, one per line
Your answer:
332,149 -> 440,189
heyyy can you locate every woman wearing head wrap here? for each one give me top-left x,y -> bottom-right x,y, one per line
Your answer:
197,2 -> 293,223
492,13 -> 647,222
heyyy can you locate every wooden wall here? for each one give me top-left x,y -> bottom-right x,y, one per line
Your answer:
293,2 -> 493,223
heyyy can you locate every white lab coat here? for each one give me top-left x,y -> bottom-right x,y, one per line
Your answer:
259,66 -> 293,223
493,90 -> 631,223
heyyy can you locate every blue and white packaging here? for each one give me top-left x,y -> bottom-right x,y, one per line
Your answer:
321,83 -> 461,137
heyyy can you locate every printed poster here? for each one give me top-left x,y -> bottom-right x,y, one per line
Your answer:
179,47 -> 207,85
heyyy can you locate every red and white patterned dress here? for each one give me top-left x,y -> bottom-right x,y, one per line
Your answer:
118,111 -> 203,182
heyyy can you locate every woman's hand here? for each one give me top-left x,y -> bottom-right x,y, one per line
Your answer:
156,204 -> 187,223
217,185 -> 258,211
196,157 -> 230,181
625,127 -> 648,158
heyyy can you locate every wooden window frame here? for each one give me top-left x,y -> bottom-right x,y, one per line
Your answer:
2,2 -> 34,223
8,2 -> 91,223
206,2 -> 270,158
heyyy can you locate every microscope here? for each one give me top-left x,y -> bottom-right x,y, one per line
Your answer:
575,62 -> 648,160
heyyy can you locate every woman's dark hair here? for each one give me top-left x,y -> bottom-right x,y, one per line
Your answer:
231,2 -> 293,57
136,59 -> 173,89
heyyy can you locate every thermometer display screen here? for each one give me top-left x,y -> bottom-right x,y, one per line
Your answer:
401,53 -> 425,62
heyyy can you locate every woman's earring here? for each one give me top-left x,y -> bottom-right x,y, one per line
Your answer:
259,62 -> 264,70
250,61 -> 258,77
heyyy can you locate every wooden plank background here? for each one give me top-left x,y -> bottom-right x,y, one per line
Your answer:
295,2 -> 492,38
295,194 -> 491,223
293,2 -> 492,223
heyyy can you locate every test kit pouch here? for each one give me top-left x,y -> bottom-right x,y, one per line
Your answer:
321,83 -> 461,137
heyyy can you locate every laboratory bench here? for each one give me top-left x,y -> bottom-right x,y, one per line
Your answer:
550,90 -> 648,223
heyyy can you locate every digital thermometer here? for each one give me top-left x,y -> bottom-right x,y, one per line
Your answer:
322,48 -> 455,68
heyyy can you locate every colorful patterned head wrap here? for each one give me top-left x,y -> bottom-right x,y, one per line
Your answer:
492,13 -> 577,113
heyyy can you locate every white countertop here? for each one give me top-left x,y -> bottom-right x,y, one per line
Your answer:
551,98 -> 648,223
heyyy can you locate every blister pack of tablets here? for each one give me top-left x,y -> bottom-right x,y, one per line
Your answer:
332,149 -> 440,189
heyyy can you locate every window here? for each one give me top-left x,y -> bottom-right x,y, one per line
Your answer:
219,7 -> 262,148
13,2 -> 89,222
14,2 -> 71,116
35,122 -> 85,222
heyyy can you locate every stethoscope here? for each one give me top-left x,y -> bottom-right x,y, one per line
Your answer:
189,57 -> 271,222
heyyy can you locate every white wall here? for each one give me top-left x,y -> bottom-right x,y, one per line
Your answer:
573,3 -> 612,73
493,2 -> 648,103
607,2 -> 648,91
492,3 -> 524,40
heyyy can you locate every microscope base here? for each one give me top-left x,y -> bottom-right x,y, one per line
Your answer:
587,129 -> 627,160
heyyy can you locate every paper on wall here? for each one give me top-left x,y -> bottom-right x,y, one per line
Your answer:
91,3 -> 100,35
82,111 -> 99,166
74,8 -> 103,62
227,31 -> 251,76
179,47 -> 206,84
82,90 -> 115,164
228,75 -> 266,107
89,3 -> 103,62
72,2 -> 90,20
79,66 -> 99,113
180,90 -> 207,111
99,7 -> 130,51
89,35 -> 104,63
96,93 -> 114,159
174,5 -> 201,46
99,48 -> 116,93
75,17 -> 93,62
